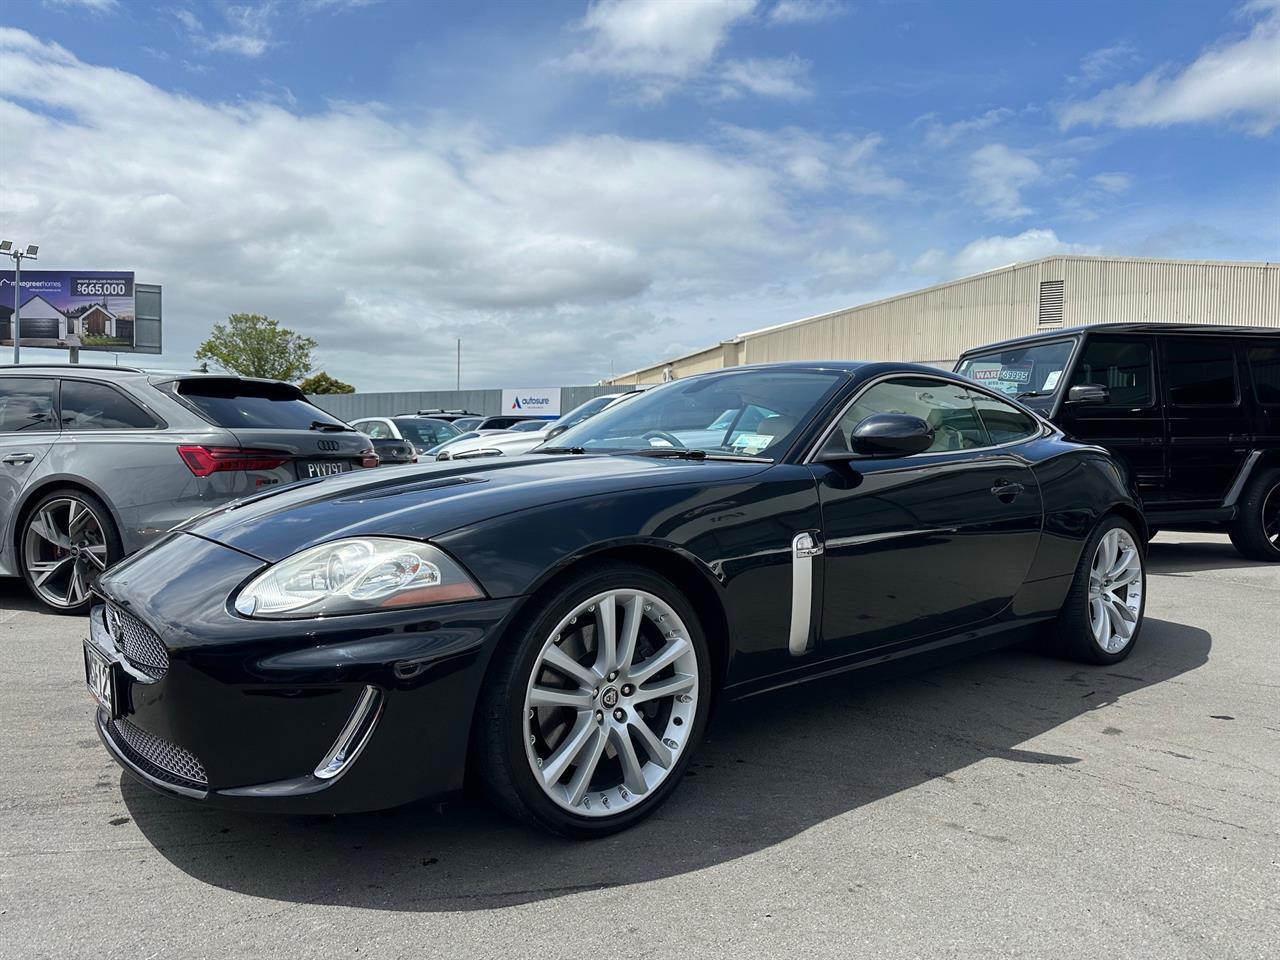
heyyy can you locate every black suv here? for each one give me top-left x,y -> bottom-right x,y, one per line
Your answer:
956,324 -> 1280,562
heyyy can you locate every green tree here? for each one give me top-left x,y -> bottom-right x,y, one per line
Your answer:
299,371 -> 355,395
194,313 -> 317,381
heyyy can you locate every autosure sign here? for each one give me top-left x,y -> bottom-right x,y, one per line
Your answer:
501,388 -> 561,419
0,270 -> 137,349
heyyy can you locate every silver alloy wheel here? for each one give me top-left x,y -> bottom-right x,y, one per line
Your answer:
1087,527 -> 1144,655
523,589 -> 699,817
22,497 -> 109,609
1264,483 -> 1280,549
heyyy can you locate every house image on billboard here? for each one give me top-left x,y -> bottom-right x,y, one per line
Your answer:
14,294 -> 68,340
76,303 -> 117,337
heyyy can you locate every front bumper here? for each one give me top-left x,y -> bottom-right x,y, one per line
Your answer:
89,532 -> 520,814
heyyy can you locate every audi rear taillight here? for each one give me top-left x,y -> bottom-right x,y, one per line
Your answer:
361,449 -> 379,468
178,445 -> 290,477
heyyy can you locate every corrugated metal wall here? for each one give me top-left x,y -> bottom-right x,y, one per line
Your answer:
309,385 -> 621,421
607,257 -> 1280,384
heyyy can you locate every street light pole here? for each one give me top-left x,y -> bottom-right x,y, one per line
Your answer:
456,338 -> 461,391
2,240 -> 40,364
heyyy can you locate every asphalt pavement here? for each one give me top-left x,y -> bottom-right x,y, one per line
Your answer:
1,532 -> 1276,960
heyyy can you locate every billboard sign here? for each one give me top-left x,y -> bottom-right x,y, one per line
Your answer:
0,270 -> 150,352
501,387 -> 561,419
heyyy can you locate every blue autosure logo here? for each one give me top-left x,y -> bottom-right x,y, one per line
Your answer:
512,395 -> 552,410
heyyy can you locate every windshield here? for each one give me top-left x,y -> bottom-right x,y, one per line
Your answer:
509,419 -> 548,432
546,368 -> 844,459
956,339 -> 1076,398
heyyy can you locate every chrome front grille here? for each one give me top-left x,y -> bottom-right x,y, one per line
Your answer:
111,717 -> 208,788
107,606 -> 169,680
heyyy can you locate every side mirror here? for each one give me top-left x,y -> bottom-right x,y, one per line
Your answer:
819,413 -> 935,461
1067,383 -> 1109,405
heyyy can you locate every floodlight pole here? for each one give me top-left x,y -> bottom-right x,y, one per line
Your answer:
4,244 -> 38,364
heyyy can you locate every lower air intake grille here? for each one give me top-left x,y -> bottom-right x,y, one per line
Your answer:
111,717 -> 208,788
107,606 -> 169,680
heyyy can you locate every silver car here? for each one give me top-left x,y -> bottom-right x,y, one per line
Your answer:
0,364 -> 375,613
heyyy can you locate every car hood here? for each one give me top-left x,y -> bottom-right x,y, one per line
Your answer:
438,431 -> 546,457
179,453 -> 771,563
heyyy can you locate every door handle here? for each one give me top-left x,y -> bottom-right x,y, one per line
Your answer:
990,480 -> 1025,502
2,453 -> 36,465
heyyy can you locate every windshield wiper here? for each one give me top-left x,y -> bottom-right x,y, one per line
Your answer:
619,448 -> 770,463
1015,390 -> 1048,400
310,420 -> 355,432
536,445 -> 587,454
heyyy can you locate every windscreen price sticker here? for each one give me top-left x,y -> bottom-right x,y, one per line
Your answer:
73,276 -> 133,298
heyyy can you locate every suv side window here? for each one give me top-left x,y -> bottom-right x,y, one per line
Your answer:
1071,339 -> 1153,406
1165,339 -> 1238,406
967,389 -> 1041,444
826,377 -> 986,455
60,380 -> 159,430
0,377 -> 58,433
1248,345 -> 1280,406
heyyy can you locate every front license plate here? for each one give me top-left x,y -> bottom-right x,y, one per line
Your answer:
298,459 -> 350,479
84,641 -> 120,719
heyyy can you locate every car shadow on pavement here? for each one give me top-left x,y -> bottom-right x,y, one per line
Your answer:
1145,537 -> 1264,575
0,578 -> 56,616
123,616 -> 1211,912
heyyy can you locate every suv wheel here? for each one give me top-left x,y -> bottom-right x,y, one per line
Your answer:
20,488 -> 122,614
1228,467 -> 1280,563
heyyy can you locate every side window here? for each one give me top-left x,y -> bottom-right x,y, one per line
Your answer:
0,377 -> 57,433
361,421 -> 392,439
967,389 -> 1041,444
60,380 -> 158,431
826,378 -> 986,455
1070,339 -> 1153,406
1247,345 -> 1280,406
1165,339 -> 1237,406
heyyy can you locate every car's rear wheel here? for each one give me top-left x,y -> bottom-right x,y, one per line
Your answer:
1051,515 -> 1146,664
1228,468 -> 1280,563
475,563 -> 711,837
20,488 -> 121,615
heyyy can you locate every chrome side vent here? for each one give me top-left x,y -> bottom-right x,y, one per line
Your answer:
789,532 -> 823,656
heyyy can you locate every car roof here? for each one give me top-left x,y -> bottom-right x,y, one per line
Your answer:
957,323 -> 1280,356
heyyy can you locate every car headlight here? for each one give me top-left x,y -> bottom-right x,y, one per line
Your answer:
233,537 -> 483,619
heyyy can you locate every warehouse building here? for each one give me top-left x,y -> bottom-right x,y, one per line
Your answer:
605,256 -> 1280,385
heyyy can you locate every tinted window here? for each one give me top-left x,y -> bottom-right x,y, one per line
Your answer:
1165,339 -> 1237,406
0,377 -> 57,433
956,339 -> 1075,398
1071,339 -> 1153,406
1248,345 -> 1280,405
392,417 -> 460,447
356,420 -> 393,439
827,378 -> 986,455
968,390 -> 1040,444
60,380 -> 157,430
175,378 -> 347,430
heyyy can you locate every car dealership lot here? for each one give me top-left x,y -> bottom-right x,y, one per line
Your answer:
1,533 -> 1276,960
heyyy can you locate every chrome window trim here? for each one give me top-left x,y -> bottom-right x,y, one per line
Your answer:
803,372 -> 1049,465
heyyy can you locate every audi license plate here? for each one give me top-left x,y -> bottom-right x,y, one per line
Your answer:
83,641 -> 120,719
298,459 -> 350,479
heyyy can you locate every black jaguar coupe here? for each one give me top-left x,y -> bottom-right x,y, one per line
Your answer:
84,362 -> 1147,837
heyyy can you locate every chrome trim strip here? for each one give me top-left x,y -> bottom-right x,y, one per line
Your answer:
825,527 -> 959,550
1223,450 -> 1264,508
314,685 -> 384,781
789,532 -> 821,656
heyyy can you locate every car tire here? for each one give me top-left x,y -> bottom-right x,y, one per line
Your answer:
1050,515 -> 1146,665
474,562 -> 711,838
1227,467 -> 1280,563
19,487 -> 122,615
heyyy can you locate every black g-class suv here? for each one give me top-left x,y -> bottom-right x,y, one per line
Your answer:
956,324 -> 1280,562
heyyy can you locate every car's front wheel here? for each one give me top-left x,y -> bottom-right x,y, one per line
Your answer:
1051,515 -> 1146,664
475,563 -> 711,837
20,487 -> 122,615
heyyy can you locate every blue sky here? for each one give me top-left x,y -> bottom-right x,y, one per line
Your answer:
1,0 -> 1277,387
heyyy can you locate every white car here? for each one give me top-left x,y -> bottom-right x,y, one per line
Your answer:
435,392 -> 641,461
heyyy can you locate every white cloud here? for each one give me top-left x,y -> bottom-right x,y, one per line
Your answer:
1067,42 -> 1139,87
43,0 -> 120,12
948,229 -> 1100,276
559,0 -> 758,101
806,248 -> 897,293
174,4 -> 276,58
1060,1 -> 1280,135
717,56 -> 812,100
767,0 -> 847,25
966,143 -> 1041,220
1,29 -> 896,387
1091,172 -> 1133,194
921,107 -> 1013,147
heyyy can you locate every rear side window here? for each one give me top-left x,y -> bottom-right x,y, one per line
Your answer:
1071,339 -> 1153,406
174,378 -> 347,430
0,377 -> 57,433
1165,339 -> 1237,406
967,390 -> 1041,444
60,380 -> 158,430
1248,346 -> 1280,405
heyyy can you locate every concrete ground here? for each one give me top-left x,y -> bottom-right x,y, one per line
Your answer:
0,532 -> 1276,960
